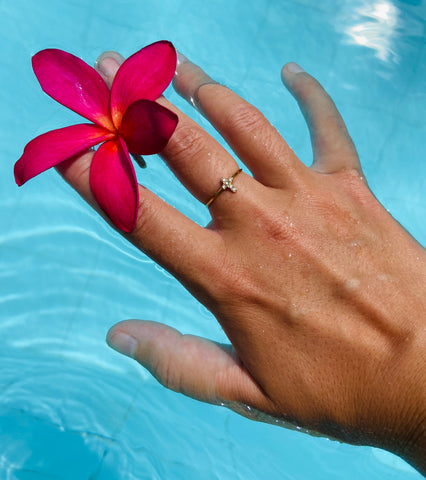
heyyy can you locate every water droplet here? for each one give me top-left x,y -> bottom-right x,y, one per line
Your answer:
345,278 -> 360,291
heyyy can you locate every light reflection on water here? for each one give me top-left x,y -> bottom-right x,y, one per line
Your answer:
345,1 -> 401,62
338,0 -> 425,64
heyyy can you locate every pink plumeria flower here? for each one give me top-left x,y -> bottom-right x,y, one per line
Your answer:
14,41 -> 178,232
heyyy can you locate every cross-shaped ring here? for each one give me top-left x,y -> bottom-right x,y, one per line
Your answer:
206,168 -> 242,208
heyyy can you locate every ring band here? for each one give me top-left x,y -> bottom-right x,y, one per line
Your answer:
206,168 -> 242,208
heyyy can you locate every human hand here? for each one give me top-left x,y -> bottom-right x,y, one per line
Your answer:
56,51 -> 426,473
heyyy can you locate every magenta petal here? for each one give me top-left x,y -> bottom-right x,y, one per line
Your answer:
32,49 -> 115,131
14,124 -> 115,186
119,100 -> 178,155
89,138 -> 139,232
110,41 -> 176,129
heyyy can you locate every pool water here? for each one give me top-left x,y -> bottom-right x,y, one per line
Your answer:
1,0 -> 425,479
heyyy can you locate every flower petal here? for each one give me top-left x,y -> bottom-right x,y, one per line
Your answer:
89,138 -> 139,233
14,124 -> 115,186
32,49 -> 115,131
119,100 -> 178,155
110,41 -> 176,129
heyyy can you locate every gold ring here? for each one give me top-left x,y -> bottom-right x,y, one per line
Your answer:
206,169 -> 242,208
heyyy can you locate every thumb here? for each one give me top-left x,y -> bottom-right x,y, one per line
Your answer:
106,320 -> 268,408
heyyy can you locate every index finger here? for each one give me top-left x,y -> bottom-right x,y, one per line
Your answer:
55,50 -> 225,287
56,149 -> 219,289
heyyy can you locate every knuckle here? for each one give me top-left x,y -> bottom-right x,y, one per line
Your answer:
262,215 -> 291,244
320,112 -> 346,133
222,103 -> 268,134
214,262 -> 258,305
338,168 -> 375,205
209,236 -> 270,304
255,208 -> 296,247
293,75 -> 322,103
165,124 -> 207,164
132,194 -> 161,241
157,354 -> 179,391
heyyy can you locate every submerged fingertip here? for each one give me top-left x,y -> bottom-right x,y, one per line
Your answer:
95,51 -> 124,80
176,51 -> 189,69
285,62 -> 305,74
107,330 -> 138,358
281,62 -> 305,86
95,50 -> 125,67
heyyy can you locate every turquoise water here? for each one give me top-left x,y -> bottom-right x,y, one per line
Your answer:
1,0 -> 425,478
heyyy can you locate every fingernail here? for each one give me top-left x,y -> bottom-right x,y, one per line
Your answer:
95,51 -> 123,78
176,51 -> 188,68
285,62 -> 305,74
107,331 -> 137,358
96,57 -> 119,78
172,53 -> 219,111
